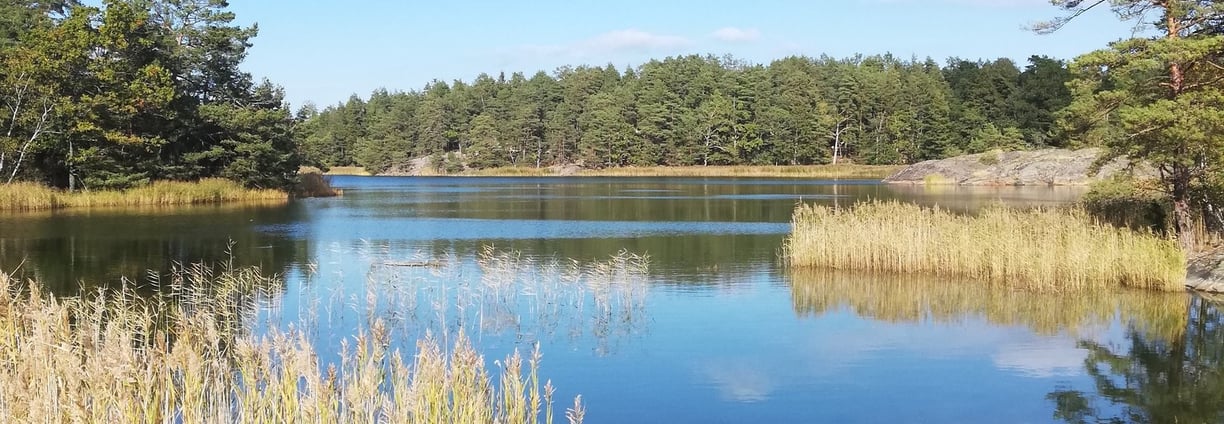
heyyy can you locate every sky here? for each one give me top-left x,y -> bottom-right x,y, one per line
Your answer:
225,0 -> 1147,109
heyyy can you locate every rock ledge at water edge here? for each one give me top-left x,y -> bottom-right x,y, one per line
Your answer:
883,148 -> 1148,186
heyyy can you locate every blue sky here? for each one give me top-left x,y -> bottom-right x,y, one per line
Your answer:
226,0 -> 1143,109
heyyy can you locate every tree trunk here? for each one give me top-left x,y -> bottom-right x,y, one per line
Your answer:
1172,164 -> 1196,250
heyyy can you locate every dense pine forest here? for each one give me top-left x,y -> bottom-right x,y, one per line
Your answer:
295,54 -> 1073,172
0,0 -> 299,190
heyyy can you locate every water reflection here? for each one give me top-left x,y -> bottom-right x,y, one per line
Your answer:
0,202 -> 310,293
788,270 -> 1187,341
1048,295 -> 1224,424
283,243 -> 652,358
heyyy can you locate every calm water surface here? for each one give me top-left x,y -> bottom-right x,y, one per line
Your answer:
1,176 -> 1221,423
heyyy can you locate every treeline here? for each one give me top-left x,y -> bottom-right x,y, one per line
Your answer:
297,54 -> 1072,172
0,0 -> 299,190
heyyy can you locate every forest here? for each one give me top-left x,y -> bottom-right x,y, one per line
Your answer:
295,54 -> 1074,173
0,0 -> 299,190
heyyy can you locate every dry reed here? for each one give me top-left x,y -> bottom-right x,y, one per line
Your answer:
455,164 -> 901,179
0,179 -> 288,211
0,264 -> 583,424
785,200 -> 1187,291
577,164 -> 902,179
322,166 -> 373,176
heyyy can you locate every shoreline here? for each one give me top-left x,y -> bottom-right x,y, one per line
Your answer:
326,164 -> 904,179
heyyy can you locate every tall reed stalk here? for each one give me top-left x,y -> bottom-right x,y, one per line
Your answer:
0,265 -> 582,423
785,200 -> 1186,291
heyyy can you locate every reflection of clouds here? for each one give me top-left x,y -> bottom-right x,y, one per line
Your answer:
992,341 -> 1087,378
697,360 -> 776,403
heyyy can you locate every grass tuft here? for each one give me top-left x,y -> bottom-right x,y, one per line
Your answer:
784,200 -> 1187,291
0,179 -> 288,211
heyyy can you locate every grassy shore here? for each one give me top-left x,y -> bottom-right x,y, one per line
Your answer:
322,166 -> 372,176
785,200 -> 1186,291
0,178 -> 289,212
418,164 -> 902,179
0,266 -> 582,424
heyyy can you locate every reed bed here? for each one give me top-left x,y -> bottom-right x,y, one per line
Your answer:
0,265 -> 583,424
0,179 -> 288,211
785,200 -> 1187,291
322,166 -> 372,176
456,164 -> 901,179
581,164 -> 903,179
789,270 -> 1189,341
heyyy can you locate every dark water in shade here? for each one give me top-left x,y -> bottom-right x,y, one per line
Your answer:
2,176 -> 1222,423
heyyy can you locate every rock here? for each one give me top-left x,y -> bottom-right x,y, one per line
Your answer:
382,156 -> 439,176
883,148 -> 1153,186
549,164 -> 582,176
1188,248 -> 1224,293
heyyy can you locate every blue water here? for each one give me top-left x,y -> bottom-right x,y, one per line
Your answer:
2,176 -> 1216,423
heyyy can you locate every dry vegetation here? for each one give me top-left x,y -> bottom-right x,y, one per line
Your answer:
575,164 -> 902,179
356,164 -> 902,179
785,200 -> 1186,291
0,264 -> 584,424
322,166 -> 373,176
0,179 -> 288,211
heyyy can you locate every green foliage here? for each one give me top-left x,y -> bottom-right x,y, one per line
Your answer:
0,0 -> 299,190
295,54 -> 1072,171
1051,0 -> 1224,248
1081,176 -> 1170,234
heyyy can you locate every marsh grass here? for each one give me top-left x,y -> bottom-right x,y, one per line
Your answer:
789,270 -> 1189,342
458,164 -> 901,179
785,200 -> 1186,291
0,179 -> 288,211
322,166 -> 372,176
580,164 -> 902,179
0,263 -> 584,424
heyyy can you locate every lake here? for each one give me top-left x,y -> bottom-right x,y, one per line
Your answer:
1,176 -> 1220,423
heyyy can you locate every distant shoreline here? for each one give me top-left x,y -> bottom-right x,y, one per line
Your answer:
324,164 -> 903,180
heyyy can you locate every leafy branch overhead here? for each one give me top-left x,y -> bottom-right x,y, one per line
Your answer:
1045,0 -> 1224,249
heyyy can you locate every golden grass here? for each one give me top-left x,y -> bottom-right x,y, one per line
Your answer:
785,200 -> 1187,291
789,270 -> 1189,342
465,167 -> 555,176
0,179 -> 288,211
0,265 -> 583,424
580,164 -> 903,179
453,164 -> 902,179
323,166 -> 372,176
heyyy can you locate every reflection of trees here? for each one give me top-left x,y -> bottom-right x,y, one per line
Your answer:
789,270 -> 1187,341
0,202 -> 310,294
1048,295 -> 1224,424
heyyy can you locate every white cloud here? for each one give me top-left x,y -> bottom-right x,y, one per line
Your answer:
711,27 -> 762,43
587,29 -> 690,52
992,341 -> 1087,378
514,29 -> 691,59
